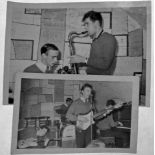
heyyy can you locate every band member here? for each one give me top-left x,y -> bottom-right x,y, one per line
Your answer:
66,83 -> 94,148
96,99 -> 129,148
24,43 -> 60,73
70,11 -> 117,75
55,98 -> 73,124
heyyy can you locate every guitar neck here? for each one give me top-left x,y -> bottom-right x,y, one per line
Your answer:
93,102 -> 129,120
93,107 -> 115,119
76,101 -> 131,130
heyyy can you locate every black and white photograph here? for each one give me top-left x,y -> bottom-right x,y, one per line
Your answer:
4,1 -> 151,106
0,0 -> 154,155
11,73 -> 139,154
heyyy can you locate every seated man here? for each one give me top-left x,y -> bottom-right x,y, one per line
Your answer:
96,99 -> 129,148
24,43 -> 60,73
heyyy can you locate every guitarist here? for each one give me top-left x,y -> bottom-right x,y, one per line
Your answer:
96,99 -> 129,148
66,83 -> 94,148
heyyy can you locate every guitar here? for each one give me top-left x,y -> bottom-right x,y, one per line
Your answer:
76,101 -> 131,131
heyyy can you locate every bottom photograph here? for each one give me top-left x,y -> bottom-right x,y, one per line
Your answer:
11,74 -> 139,154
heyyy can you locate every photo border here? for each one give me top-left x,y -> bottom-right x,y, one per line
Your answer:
11,73 -> 139,154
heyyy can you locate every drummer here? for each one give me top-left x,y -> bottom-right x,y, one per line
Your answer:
55,98 -> 73,124
61,98 -> 73,123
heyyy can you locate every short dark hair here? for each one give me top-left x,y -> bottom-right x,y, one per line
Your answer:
81,83 -> 93,92
82,11 -> 103,26
66,98 -> 73,103
106,99 -> 116,107
41,43 -> 59,55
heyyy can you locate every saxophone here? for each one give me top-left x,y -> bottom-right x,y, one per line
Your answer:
68,31 -> 88,74
57,31 -> 88,74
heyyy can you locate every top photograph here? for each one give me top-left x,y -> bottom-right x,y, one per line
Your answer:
4,1 -> 151,106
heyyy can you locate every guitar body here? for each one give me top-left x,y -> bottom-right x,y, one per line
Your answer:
76,111 -> 93,131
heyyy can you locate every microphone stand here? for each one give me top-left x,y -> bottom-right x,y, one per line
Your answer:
89,95 -> 93,145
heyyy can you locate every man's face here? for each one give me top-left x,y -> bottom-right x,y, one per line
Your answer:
82,87 -> 92,99
44,49 -> 59,66
66,101 -> 72,106
83,18 -> 97,37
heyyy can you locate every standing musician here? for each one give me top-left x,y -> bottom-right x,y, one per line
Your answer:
69,10 -> 117,75
66,83 -> 95,148
66,84 -> 127,148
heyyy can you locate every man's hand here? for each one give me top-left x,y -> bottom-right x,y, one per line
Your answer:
69,55 -> 86,63
116,121 -> 123,127
105,109 -> 112,115
114,103 -> 123,109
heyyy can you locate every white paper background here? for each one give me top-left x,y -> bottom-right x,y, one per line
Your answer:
0,0 -> 154,155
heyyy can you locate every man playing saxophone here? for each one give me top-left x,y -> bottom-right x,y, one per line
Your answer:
69,11 -> 117,75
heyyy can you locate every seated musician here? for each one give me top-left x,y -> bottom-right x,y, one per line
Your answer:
66,83 -> 94,148
24,43 -> 60,73
96,99 -> 129,148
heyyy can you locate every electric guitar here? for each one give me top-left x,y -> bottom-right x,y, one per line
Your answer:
76,101 -> 131,131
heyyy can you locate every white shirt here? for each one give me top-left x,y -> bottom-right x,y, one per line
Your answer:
35,60 -> 47,73
80,96 -> 87,103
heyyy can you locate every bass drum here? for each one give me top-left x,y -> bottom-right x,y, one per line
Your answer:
61,124 -> 76,148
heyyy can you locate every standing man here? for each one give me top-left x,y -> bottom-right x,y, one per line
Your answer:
70,11 -> 117,75
66,83 -> 94,148
24,43 -> 60,73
